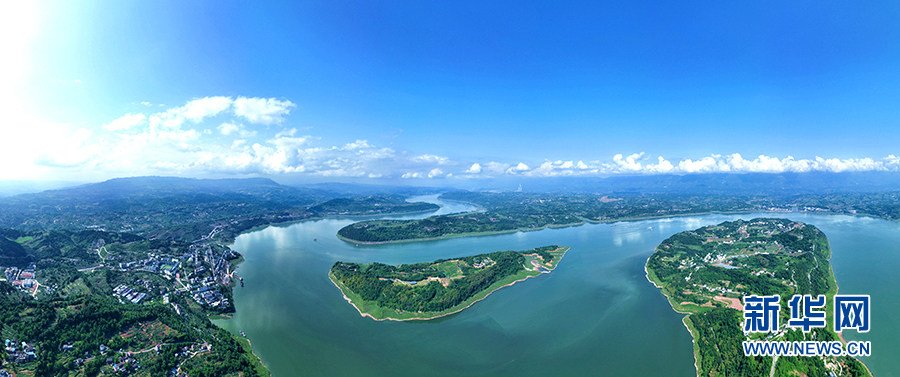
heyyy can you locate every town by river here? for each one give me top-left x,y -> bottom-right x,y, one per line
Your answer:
214,195 -> 895,376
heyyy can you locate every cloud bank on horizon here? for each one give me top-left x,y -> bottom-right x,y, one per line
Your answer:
4,96 -> 900,182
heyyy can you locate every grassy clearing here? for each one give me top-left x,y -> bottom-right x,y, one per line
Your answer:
61,277 -> 92,298
435,260 -> 464,278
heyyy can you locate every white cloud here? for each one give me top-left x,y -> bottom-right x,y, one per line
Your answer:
73,79 -> 82,84
645,156 -> 674,173
342,140 -> 373,150
218,122 -> 257,137
32,126 -> 99,168
505,162 -> 530,174
275,128 -> 297,138
515,160 -> 601,177
188,137 -> 399,178
179,96 -> 233,122
490,152 -> 900,178
104,113 -> 146,131
413,154 -> 450,165
612,153 -> 645,172
122,96 -> 291,135
676,156 -> 722,173
141,101 -> 151,106
233,97 -> 295,125
218,123 -> 239,135
19,95 -> 900,182
478,162 -> 509,174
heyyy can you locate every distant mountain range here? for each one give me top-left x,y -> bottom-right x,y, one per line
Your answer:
0,180 -> 84,197
3,172 -> 900,241
5,176 -> 335,205
0,176 -> 438,241
6,172 -> 900,199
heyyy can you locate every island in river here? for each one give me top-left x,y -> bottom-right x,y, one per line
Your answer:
646,218 -> 871,377
329,246 -> 568,321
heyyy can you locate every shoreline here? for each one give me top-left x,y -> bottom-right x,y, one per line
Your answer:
209,203 -> 448,375
215,253 -> 270,376
645,227 -> 873,377
335,208 -> 883,246
221,208 -> 878,375
336,222 -> 585,245
330,247 -> 568,321
219,206 -> 443,244
682,316 -> 702,376
645,256 -> 694,315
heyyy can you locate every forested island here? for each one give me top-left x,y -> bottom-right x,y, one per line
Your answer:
645,218 -> 870,377
338,189 -> 900,244
337,192 -> 759,243
329,246 -> 568,321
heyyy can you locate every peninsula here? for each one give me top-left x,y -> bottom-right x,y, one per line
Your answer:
646,218 -> 870,377
338,189 -> 900,245
329,246 -> 568,321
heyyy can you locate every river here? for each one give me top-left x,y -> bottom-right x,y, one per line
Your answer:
214,195 -> 895,376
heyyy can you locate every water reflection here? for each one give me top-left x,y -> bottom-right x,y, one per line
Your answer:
216,204 -> 895,376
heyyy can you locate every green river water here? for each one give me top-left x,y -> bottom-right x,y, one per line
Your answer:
214,196 -> 896,376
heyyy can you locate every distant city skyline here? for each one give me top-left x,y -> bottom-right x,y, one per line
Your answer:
3,1 -> 900,182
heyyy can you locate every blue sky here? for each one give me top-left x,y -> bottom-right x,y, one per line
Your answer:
3,1 -> 900,183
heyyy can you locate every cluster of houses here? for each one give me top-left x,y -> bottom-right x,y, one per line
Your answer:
62,344 -> 142,374
113,284 -> 149,304
191,286 -> 227,308
111,242 -> 240,310
751,268 -> 776,278
4,339 -> 36,364
472,258 -> 493,269
118,253 -> 181,276
4,264 -> 37,294
109,353 -> 140,374
696,283 -> 740,296
2,267 -> 18,282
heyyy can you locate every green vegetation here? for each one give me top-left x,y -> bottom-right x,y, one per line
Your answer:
330,246 -> 567,320
0,178 -> 443,375
340,189 -> 900,243
0,177 -> 438,243
0,225 -> 271,375
646,218 -> 870,377
5,177 -> 900,375
337,192 -> 781,243
0,280 -> 267,377
686,308 -> 772,376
